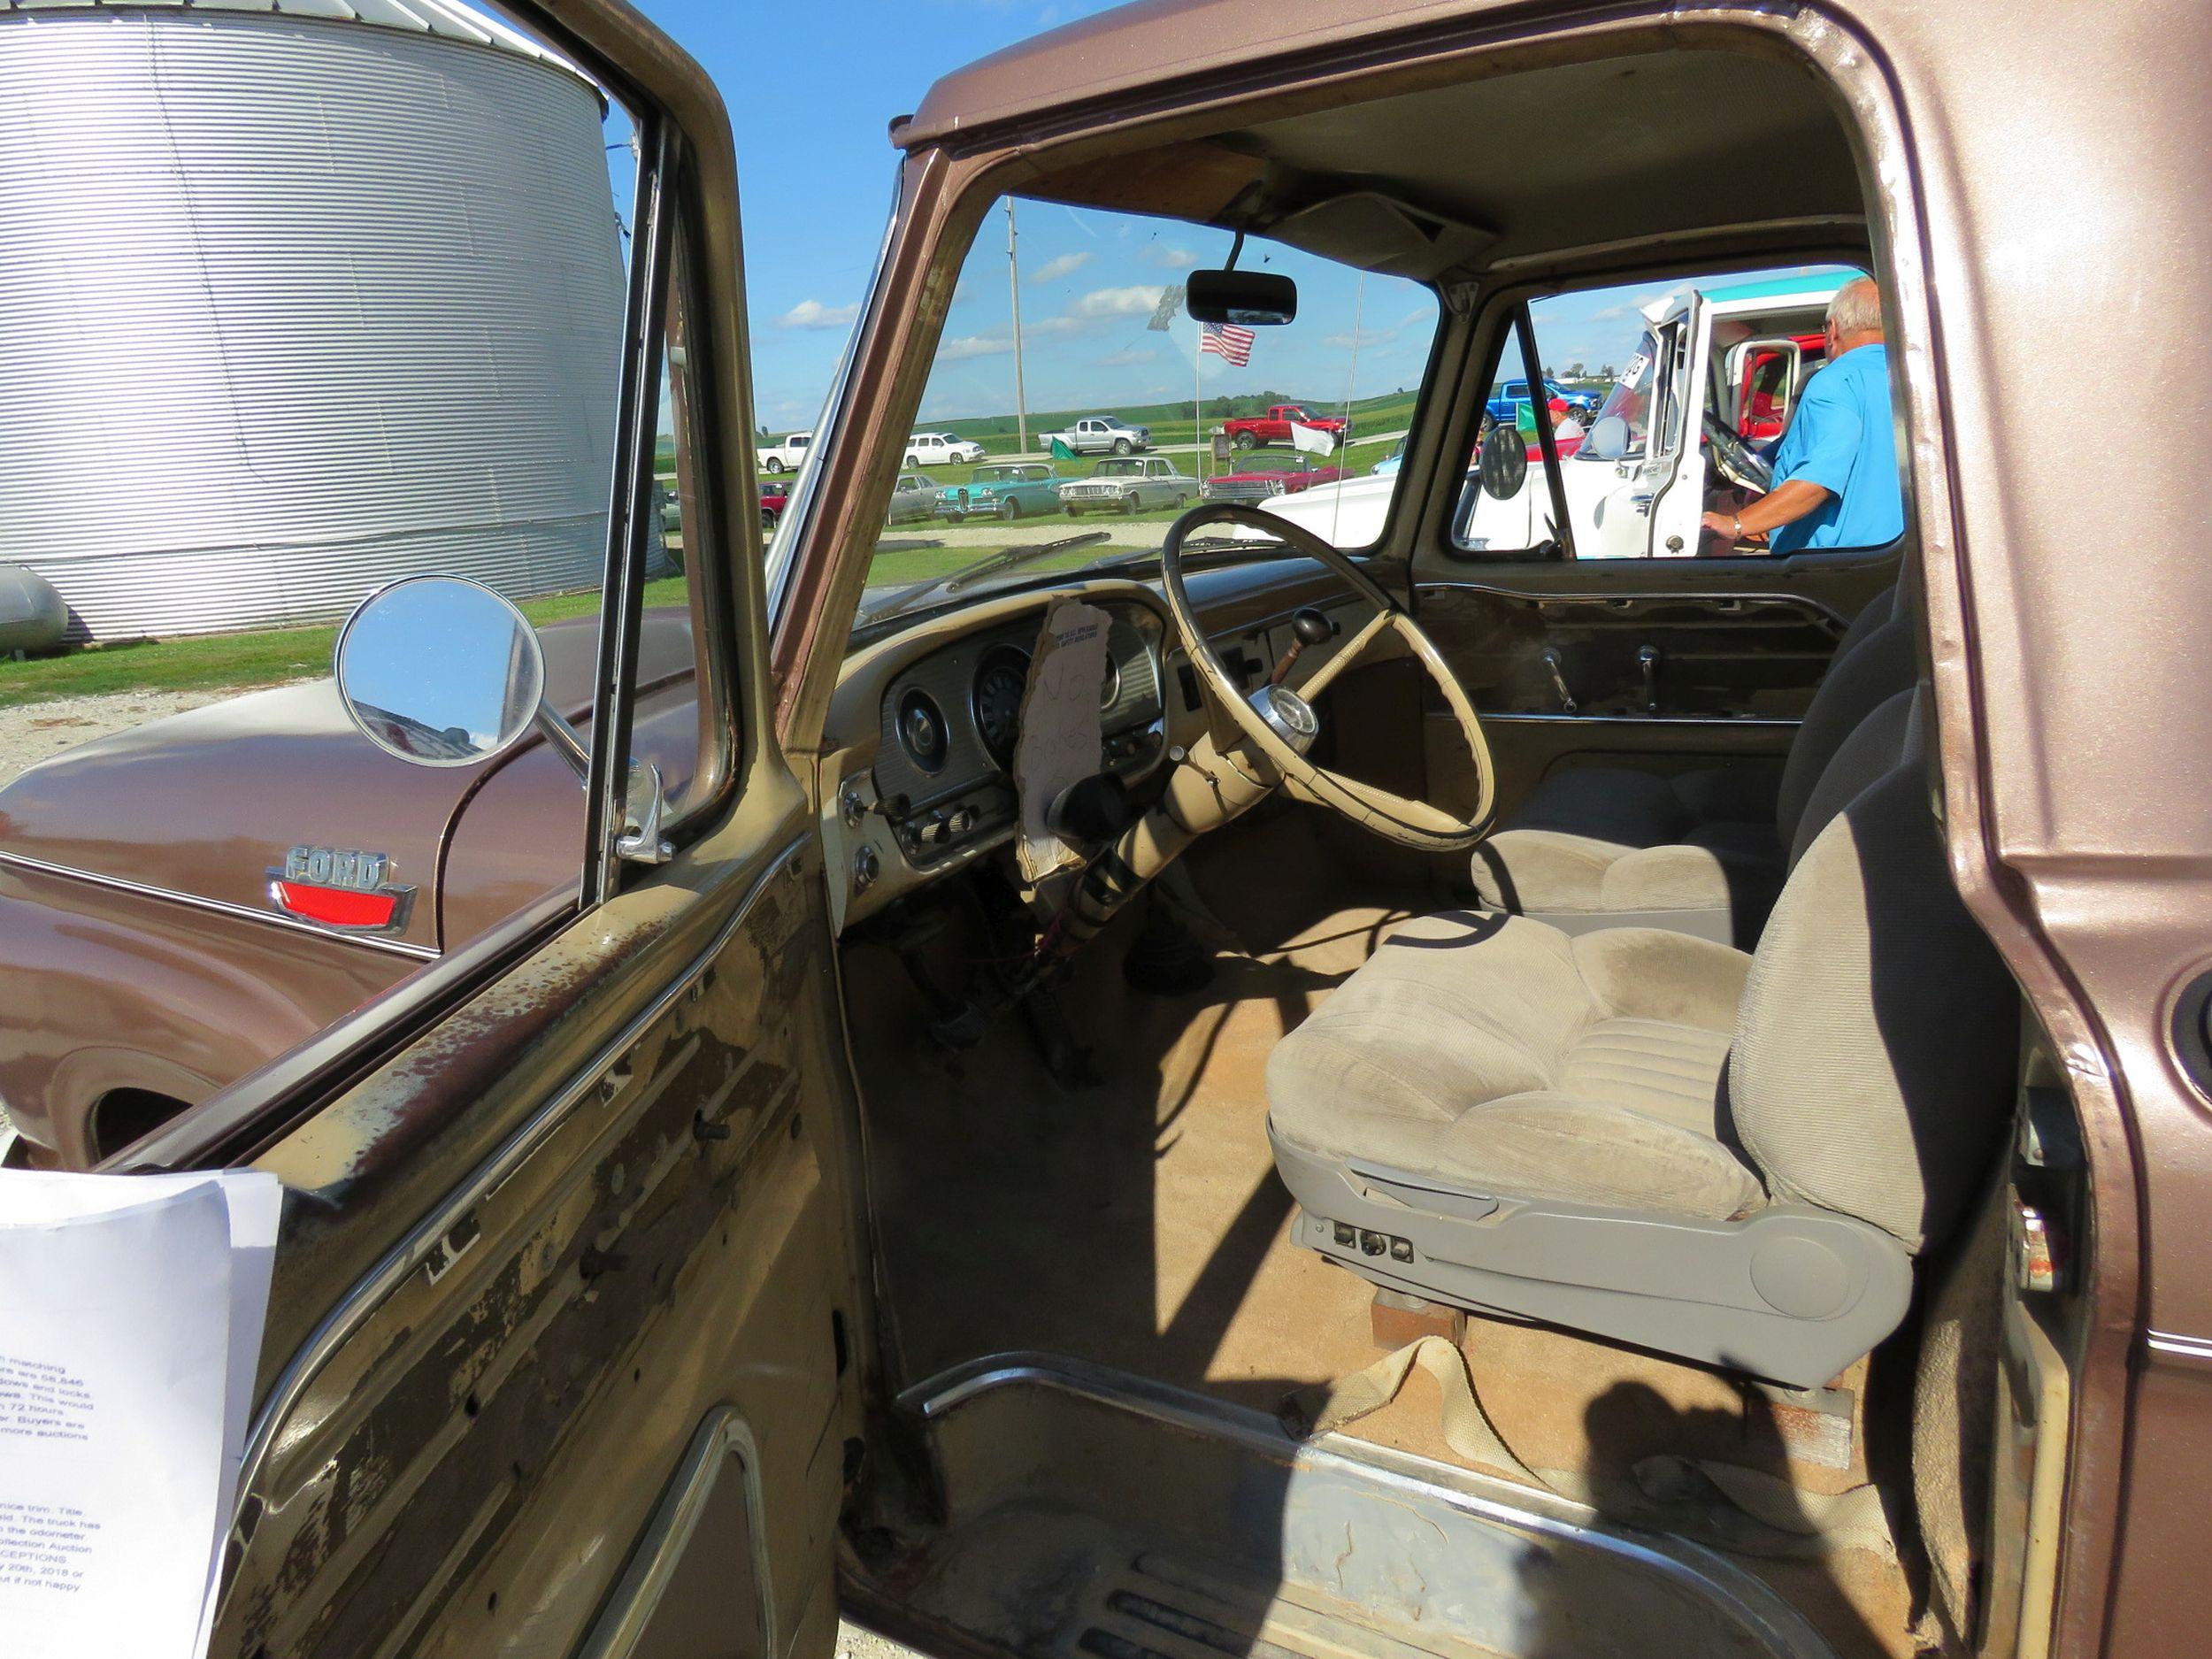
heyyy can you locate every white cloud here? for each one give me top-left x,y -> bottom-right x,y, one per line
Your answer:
1030,250 -> 1094,283
1324,326 -> 1402,350
1096,346 -> 1157,366
775,297 -> 859,331
1068,284 -> 1166,319
938,333 -> 1013,362
1141,244 -> 1199,269
1587,289 -> 1674,324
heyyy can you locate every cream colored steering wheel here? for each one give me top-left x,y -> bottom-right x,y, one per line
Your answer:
1159,503 -> 1496,852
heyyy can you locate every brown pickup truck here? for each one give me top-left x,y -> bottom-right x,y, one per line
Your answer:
0,611 -> 701,1167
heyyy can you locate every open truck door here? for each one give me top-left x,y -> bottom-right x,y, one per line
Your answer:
81,4 -> 866,1653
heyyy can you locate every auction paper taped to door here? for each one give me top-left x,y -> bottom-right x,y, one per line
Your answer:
1014,598 -> 1111,884
0,1167 -> 282,1657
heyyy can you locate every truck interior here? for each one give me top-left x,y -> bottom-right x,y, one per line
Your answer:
826,22 -> 2081,1659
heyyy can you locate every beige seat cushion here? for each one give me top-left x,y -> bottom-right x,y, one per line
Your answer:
1266,912 -> 1763,1220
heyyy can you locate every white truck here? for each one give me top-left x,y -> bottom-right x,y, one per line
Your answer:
757,431 -> 814,473
1040,414 -> 1152,455
1265,273 -> 1842,555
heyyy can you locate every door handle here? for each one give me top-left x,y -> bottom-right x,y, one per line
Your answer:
1637,644 -> 1661,712
1539,648 -> 1577,713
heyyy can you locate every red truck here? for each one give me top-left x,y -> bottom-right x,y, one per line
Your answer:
1222,402 -> 1351,450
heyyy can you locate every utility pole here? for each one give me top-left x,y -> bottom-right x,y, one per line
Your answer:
1006,200 -> 1029,457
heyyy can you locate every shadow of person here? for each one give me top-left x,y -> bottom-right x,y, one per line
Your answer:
1509,1379 -> 1899,1659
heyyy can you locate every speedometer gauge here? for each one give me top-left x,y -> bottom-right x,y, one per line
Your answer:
972,647 -> 1031,768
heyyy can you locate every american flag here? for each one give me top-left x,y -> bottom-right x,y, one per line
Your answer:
1199,321 -> 1255,367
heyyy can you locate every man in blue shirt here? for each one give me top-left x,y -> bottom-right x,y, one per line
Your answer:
1702,276 -> 1903,553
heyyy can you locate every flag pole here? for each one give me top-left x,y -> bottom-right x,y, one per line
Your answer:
1194,320 -> 1203,482
1007,200 -> 1029,458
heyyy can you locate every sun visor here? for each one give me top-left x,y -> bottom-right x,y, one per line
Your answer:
1262,191 -> 1496,282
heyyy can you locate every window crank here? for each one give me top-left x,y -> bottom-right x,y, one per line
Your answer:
1540,647 -> 1577,713
1638,643 -> 1661,713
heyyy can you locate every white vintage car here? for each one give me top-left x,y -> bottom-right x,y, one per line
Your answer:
903,431 -> 986,465
1267,273 -> 1843,556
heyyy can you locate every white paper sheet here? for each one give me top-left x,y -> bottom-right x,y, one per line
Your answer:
0,1169 -> 282,1658
1014,597 -> 1111,884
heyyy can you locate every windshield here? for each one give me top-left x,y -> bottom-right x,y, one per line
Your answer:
844,195 -> 1439,629
1586,328 -> 1660,458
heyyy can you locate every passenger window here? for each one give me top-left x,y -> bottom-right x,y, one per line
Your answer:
1452,264 -> 1903,560
848,196 -> 1440,634
0,6 -> 693,1165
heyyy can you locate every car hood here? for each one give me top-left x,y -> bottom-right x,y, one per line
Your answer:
0,613 -> 697,956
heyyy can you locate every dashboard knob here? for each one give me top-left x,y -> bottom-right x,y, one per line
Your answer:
853,845 -> 879,891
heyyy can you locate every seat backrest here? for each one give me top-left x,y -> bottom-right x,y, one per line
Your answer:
1773,587 -> 1917,849
1729,689 -> 2017,1252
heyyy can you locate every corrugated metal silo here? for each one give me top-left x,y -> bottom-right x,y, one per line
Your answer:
0,0 -> 633,642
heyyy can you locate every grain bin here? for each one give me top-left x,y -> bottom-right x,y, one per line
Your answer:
0,0 -> 634,642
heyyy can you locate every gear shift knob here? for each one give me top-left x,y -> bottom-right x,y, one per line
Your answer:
1291,607 -> 1335,646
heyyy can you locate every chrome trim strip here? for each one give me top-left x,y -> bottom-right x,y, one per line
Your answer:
2147,1330 -> 2212,1365
0,847 -> 438,961
227,831 -> 810,1546
1477,711 -> 1802,729
1415,577 -> 1853,627
577,1408 -> 777,1659
898,1351 -> 1834,1659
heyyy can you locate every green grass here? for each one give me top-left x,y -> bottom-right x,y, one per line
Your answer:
0,577 -> 692,710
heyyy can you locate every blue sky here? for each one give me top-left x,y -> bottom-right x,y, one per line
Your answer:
626,0 -> 1833,428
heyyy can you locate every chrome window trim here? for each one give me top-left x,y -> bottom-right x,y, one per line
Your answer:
0,848 -> 438,962
763,165 -> 902,624
577,1407 -> 777,1659
221,831 -> 809,1560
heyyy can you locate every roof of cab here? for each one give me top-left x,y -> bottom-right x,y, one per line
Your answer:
900,0 -> 1479,148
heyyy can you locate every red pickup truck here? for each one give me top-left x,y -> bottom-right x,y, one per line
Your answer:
1222,402 -> 1351,450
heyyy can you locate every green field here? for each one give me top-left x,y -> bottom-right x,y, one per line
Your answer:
0,578 -> 692,710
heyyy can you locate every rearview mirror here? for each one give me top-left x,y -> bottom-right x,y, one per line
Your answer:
1186,268 -> 1297,326
1583,414 -> 1630,463
334,576 -> 544,767
1478,422 -> 1528,501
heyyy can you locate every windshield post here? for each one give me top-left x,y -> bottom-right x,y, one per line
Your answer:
1513,304 -> 1577,559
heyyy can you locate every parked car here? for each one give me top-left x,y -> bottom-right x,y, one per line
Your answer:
1370,435 -> 1405,476
885,472 -> 942,525
1039,414 -> 1152,454
903,432 -> 986,466
1495,377 -> 1601,419
1057,456 -> 1195,515
1222,402 -> 1351,450
1483,385 -> 1572,425
935,462 -> 1064,520
1200,457 -> 1346,503
757,430 -> 813,472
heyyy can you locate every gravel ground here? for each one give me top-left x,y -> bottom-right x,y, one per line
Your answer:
0,687 -> 245,789
836,1620 -> 934,1659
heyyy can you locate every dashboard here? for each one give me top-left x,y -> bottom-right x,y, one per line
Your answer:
863,599 -> 1168,870
823,565 -> 1379,931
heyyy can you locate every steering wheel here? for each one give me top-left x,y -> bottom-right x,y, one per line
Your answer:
1701,411 -> 1773,495
1158,502 -> 1495,852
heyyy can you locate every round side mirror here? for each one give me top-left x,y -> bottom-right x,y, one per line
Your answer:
1478,422 -> 1529,501
334,576 -> 544,767
1584,414 -> 1630,463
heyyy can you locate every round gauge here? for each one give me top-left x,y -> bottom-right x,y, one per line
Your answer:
972,647 -> 1030,769
897,688 -> 949,772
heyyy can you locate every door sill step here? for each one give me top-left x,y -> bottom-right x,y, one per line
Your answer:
851,1352 -> 1837,1659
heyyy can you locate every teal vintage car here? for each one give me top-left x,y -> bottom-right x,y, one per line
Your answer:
936,462 -> 1065,522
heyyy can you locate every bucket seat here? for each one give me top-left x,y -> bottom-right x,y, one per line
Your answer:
1470,583 -> 1913,946
1265,686 -> 2016,1389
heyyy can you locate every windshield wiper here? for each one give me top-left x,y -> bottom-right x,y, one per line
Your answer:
856,530 -> 1110,625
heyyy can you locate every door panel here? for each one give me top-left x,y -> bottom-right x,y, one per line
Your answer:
1409,550 -> 1898,825
213,794 -> 861,1659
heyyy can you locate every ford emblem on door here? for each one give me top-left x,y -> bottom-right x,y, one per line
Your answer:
268,844 -> 414,932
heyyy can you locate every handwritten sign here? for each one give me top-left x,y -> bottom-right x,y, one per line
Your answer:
1014,598 -> 1111,884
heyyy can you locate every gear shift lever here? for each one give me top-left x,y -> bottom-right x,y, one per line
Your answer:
1270,607 -> 1340,687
